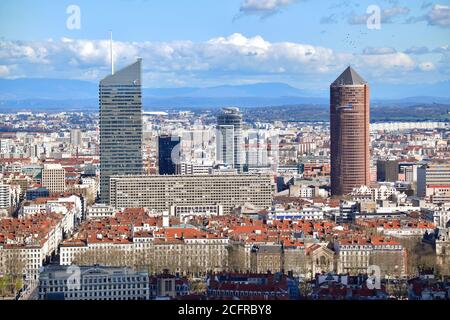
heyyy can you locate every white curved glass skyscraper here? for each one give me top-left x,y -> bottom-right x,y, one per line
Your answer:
216,107 -> 243,172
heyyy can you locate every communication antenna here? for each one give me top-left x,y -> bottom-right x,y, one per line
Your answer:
110,31 -> 114,75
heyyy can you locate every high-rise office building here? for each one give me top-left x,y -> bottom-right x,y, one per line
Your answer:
399,163 -> 419,184
0,184 -> 11,209
99,59 -> 143,203
417,163 -> 450,202
330,66 -> 370,196
70,129 -> 83,147
216,107 -> 243,172
158,135 -> 181,175
377,159 -> 399,182
42,163 -> 66,193
246,131 -> 269,168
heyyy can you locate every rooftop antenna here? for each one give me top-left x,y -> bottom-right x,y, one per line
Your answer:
110,30 -> 114,75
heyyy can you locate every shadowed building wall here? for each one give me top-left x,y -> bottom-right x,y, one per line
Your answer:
377,159 -> 399,182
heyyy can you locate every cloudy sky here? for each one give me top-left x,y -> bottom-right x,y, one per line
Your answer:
0,0 -> 449,92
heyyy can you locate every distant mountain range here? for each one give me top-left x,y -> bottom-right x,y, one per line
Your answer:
0,78 -> 449,112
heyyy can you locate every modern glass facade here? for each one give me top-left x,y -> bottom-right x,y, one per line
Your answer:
216,107 -> 243,172
99,59 -> 143,203
158,135 -> 181,175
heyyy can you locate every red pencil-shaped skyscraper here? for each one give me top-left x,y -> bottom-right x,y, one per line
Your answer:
330,66 -> 370,196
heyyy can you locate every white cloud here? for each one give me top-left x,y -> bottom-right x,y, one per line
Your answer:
0,34 -> 441,87
239,0 -> 297,16
359,52 -> 416,73
432,44 -> 450,72
363,47 -> 397,55
421,1 -> 433,10
0,41 -> 49,64
349,6 -> 410,24
404,46 -> 430,55
406,4 -> 450,27
0,65 -> 10,77
320,14 -> 338,24
382,6 -> 411,21
427,4 -> 450,27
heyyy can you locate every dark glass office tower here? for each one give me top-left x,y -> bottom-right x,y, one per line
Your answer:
377,159 -> 399,182
99,59 -> 143,203
330,66 -> 370,196
158,135 -> 181,175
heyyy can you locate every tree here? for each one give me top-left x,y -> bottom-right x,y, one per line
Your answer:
398,238 -> 436,276
1,249 -> 26,297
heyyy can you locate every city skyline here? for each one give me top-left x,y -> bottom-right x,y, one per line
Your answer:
0,0 -> 449,306
0,102 -> 449,302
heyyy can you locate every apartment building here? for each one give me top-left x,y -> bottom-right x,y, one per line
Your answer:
59,211 -> 229,275
109,174 -> 274,215
169,204 -> 223,220
206,272 -> 292,300
179,162 -> 213,175
0,183 -> 11,209
334,237 -> 406,277
0,211 -> 74,281
38,265 -> 150,300
250,244 -> 283,273
60,233 -> 229,276
422,204 -> 450,228
41,163 -> 66,193
351,185 -> 400,202
86,204 -> 116,220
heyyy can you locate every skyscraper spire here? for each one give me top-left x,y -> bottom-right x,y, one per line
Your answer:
110,31 -> 114,75
332,66 -> 366,86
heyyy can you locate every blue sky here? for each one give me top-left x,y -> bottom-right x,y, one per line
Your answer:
0,0 -> 449,92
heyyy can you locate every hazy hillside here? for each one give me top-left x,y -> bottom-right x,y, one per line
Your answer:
0,78 -> 449,112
